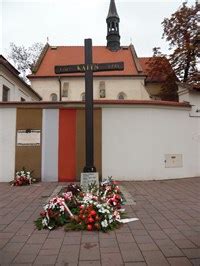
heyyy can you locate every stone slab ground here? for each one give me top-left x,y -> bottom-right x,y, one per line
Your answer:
0,177 -> 200,265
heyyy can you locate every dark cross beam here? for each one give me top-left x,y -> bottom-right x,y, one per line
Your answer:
55,38 -> 124,173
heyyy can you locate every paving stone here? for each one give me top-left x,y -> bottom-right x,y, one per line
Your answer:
167,257 -> 192,266
99,238 -> 118,248
2,242 -> 24,252
63,235 -> 81,244
134,235 -> 154,244
56,244 -> 80,263
101,252 -> 124,265
10,235 -> 30,243
99,231 -> 116,238
191,258 -> 200,266
148,230 -> 168,240
182,248 -> 200,259
42,238 -> 63,249
33,255 -> 58,265
48,230 -> 66,239
0,232 -> 14,239
20,244 -> 42,254
159,245 -> 184,257
79,243 -> 100,261
116,232 -> 135,243
81,234 -> 99,243
173,239 -> 196,249
38,249 -> 60,256
119,242 -> 144,262
13,253 -> 38,264
142,250 -> 170,265
79,261 -> 101,266
124,263 -> 147,266
27,233 -> 47,244
100,246 -> 121,253
138,242 -> 159,251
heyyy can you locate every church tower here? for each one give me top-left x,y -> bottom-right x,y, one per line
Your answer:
106,0 -> 121,51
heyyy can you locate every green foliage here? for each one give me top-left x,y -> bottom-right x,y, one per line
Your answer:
34,218 -> 44,230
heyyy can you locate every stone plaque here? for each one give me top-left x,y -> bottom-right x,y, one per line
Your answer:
165,154 -> 183,168
81,172 -> 99,191
17,130 -> 41,146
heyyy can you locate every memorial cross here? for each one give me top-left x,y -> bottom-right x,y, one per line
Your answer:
55,38 -> 124,173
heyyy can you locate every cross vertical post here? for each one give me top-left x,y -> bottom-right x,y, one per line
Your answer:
83,39 -> 96,173
54,38 -> 124,180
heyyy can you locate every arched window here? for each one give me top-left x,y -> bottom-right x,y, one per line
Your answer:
50,93 -> 58,101
99,81 -> 106,98
81,92 -> 85,101
117,92 -> 127,100
62,82 -> 69,97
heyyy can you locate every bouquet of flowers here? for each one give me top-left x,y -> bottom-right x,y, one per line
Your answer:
35,179 -> 125,232
12,167 -> 34,186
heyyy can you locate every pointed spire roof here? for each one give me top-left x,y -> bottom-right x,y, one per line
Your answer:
107,0 -> 119,19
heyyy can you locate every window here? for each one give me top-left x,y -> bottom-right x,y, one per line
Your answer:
2,85 -> 10,101
62,82 -> 69,97
81,92 -> 85,101
50,93 -> 58,101
117,92 -> 127,100
99,81 -> 106,98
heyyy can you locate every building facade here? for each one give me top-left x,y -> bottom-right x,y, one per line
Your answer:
0,55 -> 42,102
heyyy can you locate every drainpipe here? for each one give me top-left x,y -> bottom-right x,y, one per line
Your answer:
58,76 -> 62,101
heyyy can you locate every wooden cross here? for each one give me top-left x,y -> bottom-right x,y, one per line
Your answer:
55,38 -> 124,173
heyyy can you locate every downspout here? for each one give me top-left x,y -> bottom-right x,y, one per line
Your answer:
58,76 -> 62,101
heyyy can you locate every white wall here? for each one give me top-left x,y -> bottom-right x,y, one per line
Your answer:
0,108 -> 16,182
0,70 -> 39,101
30,76 -> 150,101
102,106 -> 200,180
42,109 -> 59,181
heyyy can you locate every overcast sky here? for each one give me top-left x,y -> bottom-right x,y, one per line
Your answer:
1,0 -> 195,58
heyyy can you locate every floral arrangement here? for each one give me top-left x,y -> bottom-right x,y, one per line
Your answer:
12,167 -> 35,186
35,178 -> 125,232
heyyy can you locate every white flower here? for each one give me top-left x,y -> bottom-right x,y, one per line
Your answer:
60,205 -> 65,212
42,218 -> 48,227
101,219 -> 108,228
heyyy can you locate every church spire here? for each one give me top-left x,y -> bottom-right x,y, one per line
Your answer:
106,0 -> 121,51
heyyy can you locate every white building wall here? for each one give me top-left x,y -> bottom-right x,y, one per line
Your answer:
30,76 -> 150,101
0,108 -> 16,182
102,106 -> 200,180
0,72 -> 37,101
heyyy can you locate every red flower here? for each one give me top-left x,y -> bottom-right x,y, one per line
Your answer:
87,224 -> 93,231
88,217 -> 94,224
90,210 -> 96,216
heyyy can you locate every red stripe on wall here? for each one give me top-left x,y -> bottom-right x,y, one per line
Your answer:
59,109 -> 76,182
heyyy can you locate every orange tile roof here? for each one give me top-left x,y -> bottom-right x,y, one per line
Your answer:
29,46 -> 146,78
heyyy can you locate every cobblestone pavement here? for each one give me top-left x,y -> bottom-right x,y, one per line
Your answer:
0,178 -> 200,265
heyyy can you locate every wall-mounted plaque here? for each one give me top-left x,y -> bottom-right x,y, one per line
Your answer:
165,154 -> 183,168
17,130 -> 41,146
81,172 -> 99,191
